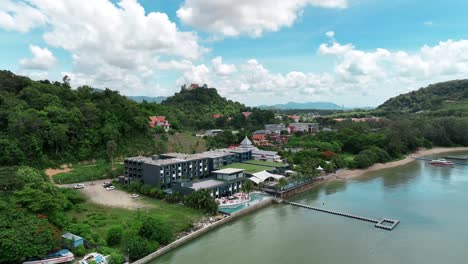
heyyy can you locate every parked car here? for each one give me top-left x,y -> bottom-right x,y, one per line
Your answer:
106,186 -> 115,191
102,183 -> 112,188
74,184 -> 85,189
130,194 -> 139,199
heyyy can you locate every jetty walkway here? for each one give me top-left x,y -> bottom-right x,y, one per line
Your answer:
285,201 -> 399,231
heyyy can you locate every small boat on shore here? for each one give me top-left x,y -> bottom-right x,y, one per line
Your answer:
430,159 -> 455,166
22,249 -> 74,264
79,253 -> 109,264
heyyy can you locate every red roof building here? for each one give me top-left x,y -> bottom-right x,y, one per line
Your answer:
288,115 -> 300,122
211,114 -> 224,119
189,83 -> 200,89
149,116 -> 171,131
242,111 -> 253,118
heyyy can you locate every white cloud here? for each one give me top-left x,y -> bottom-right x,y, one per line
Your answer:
0,0 -> 47,32
18,0 -> 207,96
177,0 -> 347,37
20,45 -> 56,70
177,35 -> 468,106
424,21 -> 433,26
212,57 -> 237,76
177,64 -> 212,86
325,31 -> 335,38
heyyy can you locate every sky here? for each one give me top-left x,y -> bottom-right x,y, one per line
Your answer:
1,0 -> 468,107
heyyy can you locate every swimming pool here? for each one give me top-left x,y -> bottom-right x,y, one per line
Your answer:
218,193 -> 271,214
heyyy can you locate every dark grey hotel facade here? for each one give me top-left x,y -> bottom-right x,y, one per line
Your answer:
124,149 -> 252,188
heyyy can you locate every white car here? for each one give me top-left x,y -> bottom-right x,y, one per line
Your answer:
106,186 -> 115,191
130,194 -> 140,199
74,184 -> 85,189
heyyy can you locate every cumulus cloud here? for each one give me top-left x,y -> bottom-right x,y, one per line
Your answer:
212,57 -> 237,76
177,0 -> 347,37
20,45 -> 56,70
17,0 -> 206,95
178,34 -> 468,106
0,0 -> 47,32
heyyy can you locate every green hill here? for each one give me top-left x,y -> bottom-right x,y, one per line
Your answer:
378,80 -> 468,116
162,87 -> 245,116
0,71 -> 276,167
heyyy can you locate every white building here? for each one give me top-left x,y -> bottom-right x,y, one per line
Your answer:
236,137 -> 282,162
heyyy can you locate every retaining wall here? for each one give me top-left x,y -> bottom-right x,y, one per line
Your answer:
132,198 -> 277,264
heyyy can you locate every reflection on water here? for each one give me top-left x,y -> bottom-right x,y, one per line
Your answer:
153,151 -> 468,264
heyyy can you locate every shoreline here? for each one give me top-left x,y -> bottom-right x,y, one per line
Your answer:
332,147 -> 468,181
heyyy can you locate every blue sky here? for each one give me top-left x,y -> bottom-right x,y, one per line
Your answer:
1,0 -> 468,107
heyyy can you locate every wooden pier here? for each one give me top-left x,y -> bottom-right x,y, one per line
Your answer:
286,201 -> 399,231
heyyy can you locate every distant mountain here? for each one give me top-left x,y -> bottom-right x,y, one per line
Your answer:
258,102 -> 344,110
126,95 -> 166,103
378,80 -> 468,114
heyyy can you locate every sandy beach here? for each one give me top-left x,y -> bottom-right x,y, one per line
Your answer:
333,147 -> 468,181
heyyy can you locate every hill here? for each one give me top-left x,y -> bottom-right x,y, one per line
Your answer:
259,101 -> 343,110
162,87 -> 245,115
0,71 -> 277,167
378,80 -> 468,116
161,87 -> 276,130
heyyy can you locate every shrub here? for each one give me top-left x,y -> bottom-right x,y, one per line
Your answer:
127,236 -> 158,261
354,153 -> 373,168
108,253 -> 125,264
74,245 -> 86,257
106,226 -> 123,246
165,192 -> 181,203
138,217 -> 174,244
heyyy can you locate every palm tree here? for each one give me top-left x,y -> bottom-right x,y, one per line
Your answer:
241,180 -> 254,199
278,177 -> 288,191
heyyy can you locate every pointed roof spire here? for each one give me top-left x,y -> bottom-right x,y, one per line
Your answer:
240,136 -> 253,146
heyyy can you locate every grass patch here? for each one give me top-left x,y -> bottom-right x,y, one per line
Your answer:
53,159 -> 123,184
68,199 -> 202,238
167,133 -> 207,154
219,163 -> 273,174
243,160 -> 289,168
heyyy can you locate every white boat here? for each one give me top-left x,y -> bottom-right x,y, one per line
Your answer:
22,249 -> 74,264
430,159 -> 455,166
79,253 -> 109,264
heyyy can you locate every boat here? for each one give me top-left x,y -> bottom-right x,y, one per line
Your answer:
79,253 -> 109,264
430,159 -> 455,166
22,249 -> 74,264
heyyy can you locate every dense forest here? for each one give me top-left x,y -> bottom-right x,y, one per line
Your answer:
378,79 -> 468,116
0,71 -> 276,168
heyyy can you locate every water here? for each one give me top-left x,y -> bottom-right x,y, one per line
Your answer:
153,152 -> 468,264
218,193 -> 271,214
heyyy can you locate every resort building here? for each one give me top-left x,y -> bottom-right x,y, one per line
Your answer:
205,129 -> 223,136
124,149 -> 252,189
172,168 -> 245,198
265,124 -> 289,135
289,123 -> 319,133
149,116 -> 171,131
235,137 -> 282,162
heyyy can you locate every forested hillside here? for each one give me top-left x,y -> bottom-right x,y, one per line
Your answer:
161,87 -> 276,130
0,71 -> 156,167
378,79 -> 468,116
0,71 -> 276,167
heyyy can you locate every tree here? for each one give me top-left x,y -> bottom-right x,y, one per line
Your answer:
278,177 -> 288,191
184,189 -> 218,215
106,226 -> 123,246
138,217 -> 173,244
127,236 -> 157,262
241,180 -> 254,198
106,140 -> 117,172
